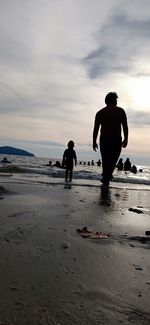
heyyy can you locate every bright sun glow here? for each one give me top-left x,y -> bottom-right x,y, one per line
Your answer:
127,77 -> 150,110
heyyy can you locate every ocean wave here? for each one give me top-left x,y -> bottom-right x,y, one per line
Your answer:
0,164 -> 150,186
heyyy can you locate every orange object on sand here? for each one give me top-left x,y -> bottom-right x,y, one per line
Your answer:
76,227 -> 111,239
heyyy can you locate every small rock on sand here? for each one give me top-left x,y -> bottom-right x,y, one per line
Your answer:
128,208 -> 144,214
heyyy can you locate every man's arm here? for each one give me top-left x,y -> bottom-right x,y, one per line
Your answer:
93,112 -> 100,151
121,110 -> 128,148
74,151 -> 77,166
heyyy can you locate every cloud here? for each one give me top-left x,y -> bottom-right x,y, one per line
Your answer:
0,1 -> 149,162
82,11 -> 150,79
0,138 -> 65,148
128,109 -> 150,127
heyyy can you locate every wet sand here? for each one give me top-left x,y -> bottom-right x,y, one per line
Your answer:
0,180 -> 150,325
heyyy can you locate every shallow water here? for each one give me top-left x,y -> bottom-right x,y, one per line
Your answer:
0,154 -> 150,187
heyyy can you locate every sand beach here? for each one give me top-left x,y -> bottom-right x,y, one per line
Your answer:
0,177 -> 150,325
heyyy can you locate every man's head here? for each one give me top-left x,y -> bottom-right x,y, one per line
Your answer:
105,92 -> 118,106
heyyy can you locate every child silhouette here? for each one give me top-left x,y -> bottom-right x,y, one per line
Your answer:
62,140 -> 77,182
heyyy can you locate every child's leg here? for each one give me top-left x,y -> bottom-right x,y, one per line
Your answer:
65,168 -> 69,181
69,168 -> 73,182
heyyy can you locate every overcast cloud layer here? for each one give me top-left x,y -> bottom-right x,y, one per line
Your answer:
0,0 -> 150,163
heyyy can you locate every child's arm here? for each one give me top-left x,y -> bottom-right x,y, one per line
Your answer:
62,151 -> 66,167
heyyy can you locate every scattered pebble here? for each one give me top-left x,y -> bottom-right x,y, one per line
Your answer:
129,243 -> 136,248
3,236 -> 11,243
9,284 -> 20,292
134,265 -> 143,271
61,242 -> 70,249
14,301 -> 25,309
118,241 -> 124,245
128,208 -> 144,214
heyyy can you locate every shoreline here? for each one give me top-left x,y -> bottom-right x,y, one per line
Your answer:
0,180 -> 150,324
1,173 -> 150,191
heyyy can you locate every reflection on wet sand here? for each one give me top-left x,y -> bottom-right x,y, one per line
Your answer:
99,186 -> 129,207
100,186 -> 112,206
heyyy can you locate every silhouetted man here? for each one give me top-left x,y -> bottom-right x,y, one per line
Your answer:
93,92 -> 128,186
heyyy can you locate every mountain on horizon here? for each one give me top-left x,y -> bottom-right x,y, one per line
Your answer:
0,146 -> 35,157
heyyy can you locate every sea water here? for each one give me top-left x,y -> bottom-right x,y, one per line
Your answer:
0,155 -> 150,189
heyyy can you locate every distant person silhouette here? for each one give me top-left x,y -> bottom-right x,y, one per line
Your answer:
116,158 -> 123,171
131,165 -> 137,174
96,159 -> 101,167
53,160 -> 61,168
1,157 -> 11,163
124,158 -> 131,171
93,92 -> 128,186
62,140 -> 77,182
46,160 -> 52,166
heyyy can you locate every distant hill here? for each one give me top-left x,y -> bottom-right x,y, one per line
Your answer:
0,146 -> 35,157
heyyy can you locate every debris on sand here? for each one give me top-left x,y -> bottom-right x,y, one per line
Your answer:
129,236 -> 150,244
60,241 -> 70,249
76,227 -> 111,239
134,264 -> 143,271
128,207 -> 144,214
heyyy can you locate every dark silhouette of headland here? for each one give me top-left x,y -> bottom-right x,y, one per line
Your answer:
0,146 -> 35,157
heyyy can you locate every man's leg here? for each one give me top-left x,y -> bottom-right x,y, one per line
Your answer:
100,138 -> 110,185
109,145 -> 122,177
100,137 -> 121,184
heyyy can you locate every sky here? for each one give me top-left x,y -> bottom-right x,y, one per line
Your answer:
0,0 -> 150,165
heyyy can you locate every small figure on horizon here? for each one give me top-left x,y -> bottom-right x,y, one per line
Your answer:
93,92 -> 128,186
91,160 -> 95,166
131,165 -> 137,174
96,159 -> 101,167
46,160 -> 52,166
62,140 -> 77,182
88,161 -> 90,166
53,160 -> 61,168
0,157 -> 12,163
124,158 -> 131,171
116,158 -> 123,171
